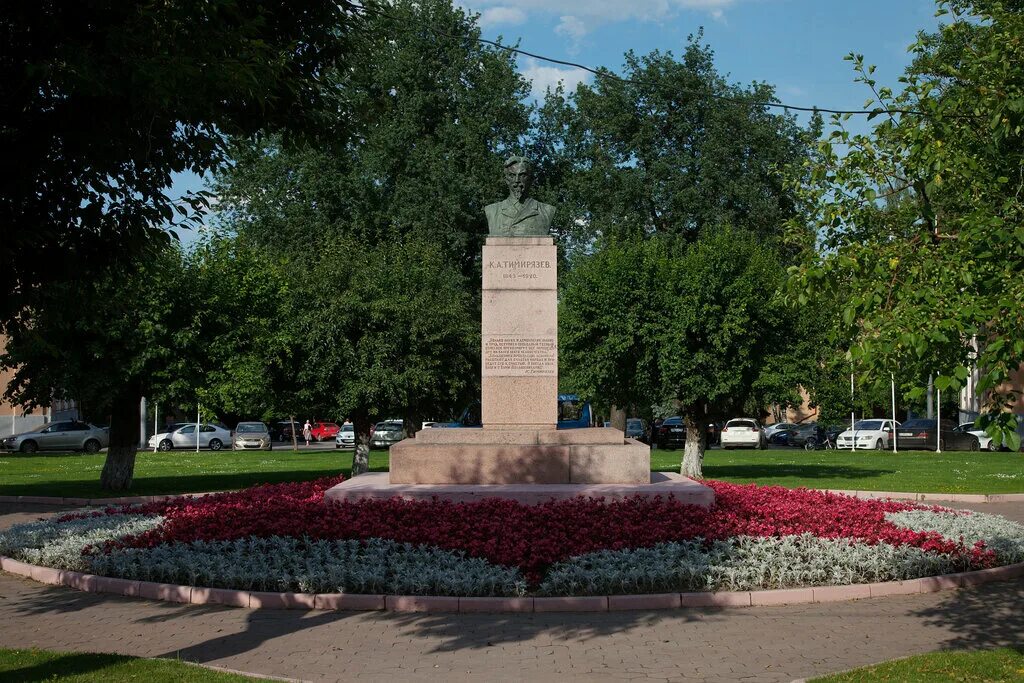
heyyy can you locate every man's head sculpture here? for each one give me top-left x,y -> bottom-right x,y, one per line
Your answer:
503,155 -> 531,203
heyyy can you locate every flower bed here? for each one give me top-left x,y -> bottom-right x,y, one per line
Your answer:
2,477 -> 1023,597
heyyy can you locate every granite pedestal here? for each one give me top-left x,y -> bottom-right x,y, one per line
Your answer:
325,235 -> 714,505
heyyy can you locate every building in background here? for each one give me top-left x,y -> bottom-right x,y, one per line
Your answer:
0,334 -> 82,438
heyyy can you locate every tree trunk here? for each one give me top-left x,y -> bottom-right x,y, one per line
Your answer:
289,415 -> 298,452
610,405 -> 626,432
680,412 -> 705,480
100,388 -> 141,491
350,411 -> 372,477
403,408 -> 418,439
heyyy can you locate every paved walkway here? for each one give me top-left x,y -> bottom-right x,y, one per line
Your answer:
1,502 -> 1022,682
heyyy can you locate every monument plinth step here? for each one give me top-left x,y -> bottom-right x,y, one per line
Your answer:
388,437 -> 650,485
323,472 -> 715,507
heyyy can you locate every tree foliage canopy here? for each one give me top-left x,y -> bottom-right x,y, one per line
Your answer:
0,0 -> 360,325
531,34 -> 817,253
789,0 -> 1024,448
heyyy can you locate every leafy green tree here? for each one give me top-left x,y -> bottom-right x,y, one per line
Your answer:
213,0 -> 530,473
660,228 -> 798,476
1,0 -> 361,326
790,0 -> 1024,449
559,238 -> 668,422
560,228 -> 809,478
531,34 -> 816,252
182,237 -> 303,428
1,247 -> 193,489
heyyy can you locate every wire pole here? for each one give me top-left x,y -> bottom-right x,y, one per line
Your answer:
891,373 -> 898,453
850,373 -> 856,440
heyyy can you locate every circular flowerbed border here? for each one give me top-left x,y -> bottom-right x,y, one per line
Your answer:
2,477 -> 1024,612
3,553 -> 1023,613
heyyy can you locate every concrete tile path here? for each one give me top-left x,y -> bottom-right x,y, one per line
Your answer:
1,501 -> 1022,682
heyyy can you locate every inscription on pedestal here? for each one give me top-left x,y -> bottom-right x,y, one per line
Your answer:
483,335 -> 556,376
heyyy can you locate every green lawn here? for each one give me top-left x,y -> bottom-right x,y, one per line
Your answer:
0,446 -> 1020,499
812,648 -> 1024,682
0,648 -> 258,682
0,448 -> 389,499
652,447 -> 1024,494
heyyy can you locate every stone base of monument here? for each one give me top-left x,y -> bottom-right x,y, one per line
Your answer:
388,427 -> 652,485
323,471 -> 715,506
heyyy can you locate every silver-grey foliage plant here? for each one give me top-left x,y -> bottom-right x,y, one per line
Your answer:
89,537 -> 527,597
0,513 -> 163,571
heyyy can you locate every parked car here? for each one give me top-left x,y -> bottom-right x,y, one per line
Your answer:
625,418 -> 648,443
370,420 -> 405,449
954,422 -> 994,451
335,423 -> 356,450
897,419 -> 980,451
837,419 -> 899,450
1,421 -> 109,454
789,423 -> 825,449
655,416 -> 685,449
764,422 -> 797,440
148,423 -> 232,451
768,426 -> 797,446
310,422 -> 340,442
271,420 -> 302,443
720,418 -> 765,450
234,421 -> 272,451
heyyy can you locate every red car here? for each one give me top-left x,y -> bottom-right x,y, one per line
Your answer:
310,422 -> 340,442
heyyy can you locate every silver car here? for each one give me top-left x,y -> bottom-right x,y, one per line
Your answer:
1,421 -> 109,454
370,420 -> 405,449
335,423 -> 355,450
148,423 -> 232,451
234,421 -> 272,451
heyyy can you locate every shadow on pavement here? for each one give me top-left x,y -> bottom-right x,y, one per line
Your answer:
913,577 -> 1024,652
153,605 -> 716,665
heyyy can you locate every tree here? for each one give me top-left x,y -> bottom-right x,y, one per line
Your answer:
559,238 -> 668,422
213,0 -> 531,474
181,236 -> 302,427
790,0 -> 1024,449
1,247 -> 192,489
531,34 -> 815,252
551,38 -> 819,476
661,228 -> 797,477
560,228 -> 807,478
1,0 -> 362,326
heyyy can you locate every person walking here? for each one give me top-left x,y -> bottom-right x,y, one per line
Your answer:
302,419 -> 313,446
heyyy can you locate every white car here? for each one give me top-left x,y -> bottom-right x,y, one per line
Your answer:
148,423 -> 232,451
955,422 -> 994,451
335,423 -> 356,449
720,418 -> 765,450
837,419 -> 899,450
763,422 -> 797,440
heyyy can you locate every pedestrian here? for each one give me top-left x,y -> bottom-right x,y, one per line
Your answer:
303,419 -> 313,446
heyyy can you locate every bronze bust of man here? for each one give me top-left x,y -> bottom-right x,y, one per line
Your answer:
484,155 -> 555,237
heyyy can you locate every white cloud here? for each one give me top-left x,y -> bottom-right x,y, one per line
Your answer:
520,58 -> 591,99
554,15 -> 587,54
466,0 -> 744,26
477,6 -> 528,28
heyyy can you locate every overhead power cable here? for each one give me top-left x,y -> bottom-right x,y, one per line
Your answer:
350,2 -> 957,120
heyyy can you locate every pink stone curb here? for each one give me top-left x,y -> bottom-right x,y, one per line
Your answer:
2,555 -> 1022,612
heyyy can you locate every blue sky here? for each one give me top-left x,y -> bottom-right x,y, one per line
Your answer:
172,0 -> 944,241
